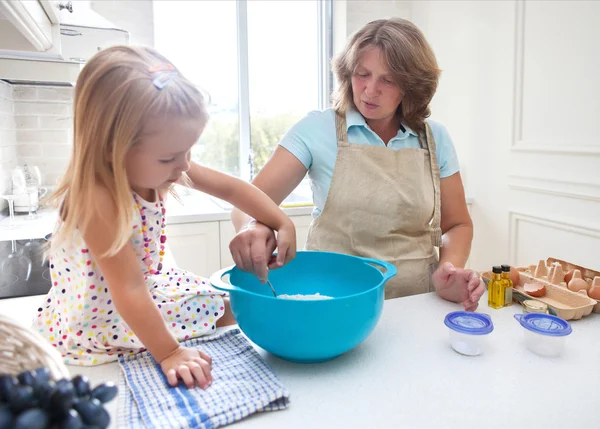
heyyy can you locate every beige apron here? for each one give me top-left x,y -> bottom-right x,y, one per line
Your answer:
305,111 -> 442,300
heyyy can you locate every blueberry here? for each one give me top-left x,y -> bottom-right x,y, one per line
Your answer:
71,375 -> 91,398
14,408 -> 48,429
34,380 -> 56,410
90,382 -> 117,404
34,368 -> 51,387
57,409 -> 84,429
74,398 -> 110,429
49,384 -> 76,418
0,375 -> 18,402
0,407 -> 14,429
56,378 -> 75,393
16,370 -> 36,387
9,385 -> 37,412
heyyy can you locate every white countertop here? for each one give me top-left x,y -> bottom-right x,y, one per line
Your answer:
1,291 -> 597,429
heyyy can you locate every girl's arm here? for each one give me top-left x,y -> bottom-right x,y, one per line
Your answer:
184,161 -> 297,272
82,185 -> 211,387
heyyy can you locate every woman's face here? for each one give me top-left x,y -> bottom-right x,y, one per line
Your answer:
351,46 -> 404,123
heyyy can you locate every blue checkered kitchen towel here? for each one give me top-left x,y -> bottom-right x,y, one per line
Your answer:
117,328 -> 290,429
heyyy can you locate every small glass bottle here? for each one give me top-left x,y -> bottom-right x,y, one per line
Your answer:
501,264 -> 513,307
522,299 -> 548,314
488,266 -> 505,309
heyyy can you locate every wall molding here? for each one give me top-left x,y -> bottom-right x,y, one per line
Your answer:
508,175 -> 600,202
508,211 -> 600,264
511,143 -> 600,156
510,1 -> 600,156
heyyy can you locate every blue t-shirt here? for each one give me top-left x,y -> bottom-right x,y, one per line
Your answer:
279,108 -> 460,217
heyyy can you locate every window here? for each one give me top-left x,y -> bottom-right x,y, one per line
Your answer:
154,0 -> 332,203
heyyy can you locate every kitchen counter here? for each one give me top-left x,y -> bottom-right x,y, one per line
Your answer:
0,192 -> 474,242
1,291 -> 597,429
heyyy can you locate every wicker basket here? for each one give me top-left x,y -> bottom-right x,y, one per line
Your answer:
0,314 -> 69,380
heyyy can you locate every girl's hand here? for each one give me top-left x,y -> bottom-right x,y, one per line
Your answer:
432,262 -> 485,312
159,346 -> 213,389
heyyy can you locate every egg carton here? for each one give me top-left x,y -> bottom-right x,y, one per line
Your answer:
481,258 -> 598,320
531,257 -> 600,314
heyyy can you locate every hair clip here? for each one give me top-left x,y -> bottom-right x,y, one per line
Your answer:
152,73 -> 176,89
148,62 -> 175,73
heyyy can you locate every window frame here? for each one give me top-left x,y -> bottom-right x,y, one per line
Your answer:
236,0 -> 333,182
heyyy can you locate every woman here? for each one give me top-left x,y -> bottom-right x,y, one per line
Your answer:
230,18 -> 484,311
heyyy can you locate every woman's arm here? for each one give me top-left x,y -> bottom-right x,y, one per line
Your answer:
432,172 -> 484,311
438,172 -> 473,268
231,146 -> 308,231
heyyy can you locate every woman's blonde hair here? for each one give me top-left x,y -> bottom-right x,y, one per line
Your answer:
49,45 -> 208,256
332,18 -> 441,132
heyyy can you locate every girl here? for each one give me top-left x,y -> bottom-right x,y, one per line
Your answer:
33,46 -> 296,389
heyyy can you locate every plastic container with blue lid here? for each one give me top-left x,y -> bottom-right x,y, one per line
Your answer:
444,311 -> 494,356
514,313 -> 572,357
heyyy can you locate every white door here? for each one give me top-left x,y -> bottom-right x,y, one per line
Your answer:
410,0 -> 600,272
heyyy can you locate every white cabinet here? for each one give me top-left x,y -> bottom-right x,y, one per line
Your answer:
165,222 -> 221,278
0,1 -> 129,83
0,1 -> 61,53
219,215 -> 313,269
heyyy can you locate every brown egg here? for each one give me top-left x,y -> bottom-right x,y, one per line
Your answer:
567,278 -> 589,293
564,269 -> 576,284
509,266 -> 520,285
589,285 -> 600,300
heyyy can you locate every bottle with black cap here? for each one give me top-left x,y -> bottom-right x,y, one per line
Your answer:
488,266 -> 505,309
501,264 -> 513,307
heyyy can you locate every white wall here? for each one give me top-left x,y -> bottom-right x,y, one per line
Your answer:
410,0 -> 600,271
334,1 -> 412,54
12,85 -> 73,186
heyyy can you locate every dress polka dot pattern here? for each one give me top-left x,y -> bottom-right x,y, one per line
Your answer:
32,194 -> 226,365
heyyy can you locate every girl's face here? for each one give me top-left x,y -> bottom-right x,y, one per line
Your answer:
351,46 -> 405,123
125,115 -> 204,200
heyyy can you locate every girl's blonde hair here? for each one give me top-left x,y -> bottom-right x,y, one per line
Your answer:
332,18 -> 441,132
49,45 -> 208,256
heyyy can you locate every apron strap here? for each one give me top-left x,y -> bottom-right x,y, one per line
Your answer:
422,122 -> 443,247
334,111 -> 348,144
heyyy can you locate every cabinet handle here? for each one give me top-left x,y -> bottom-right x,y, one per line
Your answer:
58,1 -> 73,13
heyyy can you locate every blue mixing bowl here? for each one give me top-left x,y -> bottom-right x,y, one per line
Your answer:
210,250 -> 396,363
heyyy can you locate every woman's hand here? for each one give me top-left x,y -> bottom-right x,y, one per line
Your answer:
432,262 -> 485,311
229,220 -> 295,282
159,346 -> 213,389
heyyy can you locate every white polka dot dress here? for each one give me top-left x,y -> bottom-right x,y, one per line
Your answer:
33,193 -> 226,365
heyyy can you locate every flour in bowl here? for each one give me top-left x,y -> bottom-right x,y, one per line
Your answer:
277,293 -> 333,300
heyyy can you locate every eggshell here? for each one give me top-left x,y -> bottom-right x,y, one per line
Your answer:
524,282 -> 546,297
